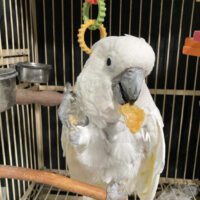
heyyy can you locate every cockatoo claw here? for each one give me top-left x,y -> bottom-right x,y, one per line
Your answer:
58,82 -> 89,128
69,129 -> 81,145
106,182 -> 128,200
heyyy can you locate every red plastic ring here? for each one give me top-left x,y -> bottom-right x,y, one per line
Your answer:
86,0 -> 97,5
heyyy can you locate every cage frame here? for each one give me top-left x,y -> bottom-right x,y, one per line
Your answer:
0,0 -> 200,199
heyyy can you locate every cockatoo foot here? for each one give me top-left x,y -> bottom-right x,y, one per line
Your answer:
58,83 -> 89,128
69,126 -> 90,147
106,182 -> 128,200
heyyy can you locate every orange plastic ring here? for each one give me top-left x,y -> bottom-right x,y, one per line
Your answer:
78,20 -> 107,54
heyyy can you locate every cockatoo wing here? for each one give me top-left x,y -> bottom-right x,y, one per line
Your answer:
135,110 -> 165,200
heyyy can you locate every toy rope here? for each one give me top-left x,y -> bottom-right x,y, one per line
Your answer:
0,165 -> 106,200
83,0 -> 106,30
78,19 -> 107,54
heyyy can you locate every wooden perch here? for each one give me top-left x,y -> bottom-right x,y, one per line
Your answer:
16,89 -> 64,106
0,165 -> 106,200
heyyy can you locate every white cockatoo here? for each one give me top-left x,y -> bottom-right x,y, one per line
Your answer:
59,35 -> 165,200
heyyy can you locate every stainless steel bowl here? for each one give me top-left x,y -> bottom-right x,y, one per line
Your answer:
0,68 -> 18,112
16,62 -> 52,83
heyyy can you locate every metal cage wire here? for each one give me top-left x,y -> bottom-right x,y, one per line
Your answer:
0,0 -> 200,199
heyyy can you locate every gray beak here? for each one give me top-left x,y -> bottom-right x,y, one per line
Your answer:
112,67 -> 144,104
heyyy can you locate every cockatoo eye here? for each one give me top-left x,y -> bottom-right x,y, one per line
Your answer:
106,58 -> 112,66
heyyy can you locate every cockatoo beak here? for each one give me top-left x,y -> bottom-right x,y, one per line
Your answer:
112,67 -> 145,105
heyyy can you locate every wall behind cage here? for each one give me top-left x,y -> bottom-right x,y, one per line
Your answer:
34,0 -> 200,180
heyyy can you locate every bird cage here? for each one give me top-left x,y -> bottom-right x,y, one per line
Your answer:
0,0 -> 200,199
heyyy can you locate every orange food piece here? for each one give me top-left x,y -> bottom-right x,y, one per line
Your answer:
69,115 -> 78,126
119,104 -> 145,134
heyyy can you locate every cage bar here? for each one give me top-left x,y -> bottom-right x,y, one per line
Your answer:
165,0 -> 184,177
154,0 -> 163,102
174,0 -> 196,179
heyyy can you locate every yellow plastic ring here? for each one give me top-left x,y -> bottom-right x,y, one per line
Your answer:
78,20 -> 107,54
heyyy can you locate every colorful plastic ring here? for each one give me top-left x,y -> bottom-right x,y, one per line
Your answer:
78,20 -> 107,54
83,0 -> 106,30
86,0 -> 97,5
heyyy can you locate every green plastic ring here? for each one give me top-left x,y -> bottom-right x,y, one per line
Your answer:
83,0 -> 106,31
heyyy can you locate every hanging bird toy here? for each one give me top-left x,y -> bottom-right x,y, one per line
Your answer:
78,0 -> 107,54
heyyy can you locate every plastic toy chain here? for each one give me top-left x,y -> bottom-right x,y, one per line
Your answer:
83,0 -> 106,30
78,19 -> 107,54
78,0 -> 107,54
